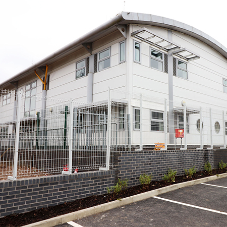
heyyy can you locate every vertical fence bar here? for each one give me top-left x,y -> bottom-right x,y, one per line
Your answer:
68,100 -> 73,173
8,91 -> 21,180
221,110 -> 226,149
184,104 -> 187,150
64,106 -> 68,150
164,99 -> 167,150
209,108 -> 213,149
200,107 -> 203,149
140,94 -> 143,150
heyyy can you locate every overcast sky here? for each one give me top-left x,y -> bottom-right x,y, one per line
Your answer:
1,0 -> 227,84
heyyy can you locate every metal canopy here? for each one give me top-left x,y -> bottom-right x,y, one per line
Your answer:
172,48 -> 200,62
131,27 -> 200,62
131,28 -> 180,53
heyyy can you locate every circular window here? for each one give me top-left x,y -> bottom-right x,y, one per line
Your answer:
215,121 -> 220,134
196,119 -> 203,132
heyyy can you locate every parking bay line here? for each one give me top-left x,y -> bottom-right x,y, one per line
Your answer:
67,221 -> 84,227
201,182 -> 227,189
153,196 -> 227,216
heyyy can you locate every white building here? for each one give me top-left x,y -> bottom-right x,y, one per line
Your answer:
1,11 -> 227,150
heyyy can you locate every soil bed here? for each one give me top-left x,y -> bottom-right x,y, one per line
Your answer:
0,168 -> 226,227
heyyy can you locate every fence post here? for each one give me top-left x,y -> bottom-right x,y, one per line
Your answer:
184,104 -> 187,150
8,91 -> 21,180
221,110 -> 226,149
68,100 -> 73,173
164,99 -> 167,150
199,107 -> 203,149
140,94 -> 143,150
209,108 -> 213,149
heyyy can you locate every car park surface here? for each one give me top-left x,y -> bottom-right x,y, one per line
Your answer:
55,178 -> 227,227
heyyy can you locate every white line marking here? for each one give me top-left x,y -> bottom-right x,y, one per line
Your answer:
67,221 -> 84,227
153,196 -> 227,216
201,182 -> 227,189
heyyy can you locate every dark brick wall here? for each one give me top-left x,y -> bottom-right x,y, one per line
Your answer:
1,149 -> 225,219
113,149 -> 214,187
213,149 -> 227,168
0,170 -> 115,218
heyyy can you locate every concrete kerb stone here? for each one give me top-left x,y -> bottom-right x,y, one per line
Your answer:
23,172 -> 227,227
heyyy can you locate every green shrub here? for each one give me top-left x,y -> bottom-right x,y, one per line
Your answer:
107,178 -> 128,194
139,173 -> 153,185
162,169 -> 177,183
184,166 -> 197,178
204,162 -> 212,174
219,160 -> 227,170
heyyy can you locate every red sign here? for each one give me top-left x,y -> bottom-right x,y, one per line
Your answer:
175,129 -> 184,138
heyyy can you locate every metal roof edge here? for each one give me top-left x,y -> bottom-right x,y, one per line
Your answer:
2,11 -> 227,88
121,12 -> 227,59
0,12 -> 125,88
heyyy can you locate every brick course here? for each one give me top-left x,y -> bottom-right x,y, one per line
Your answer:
0,149 -> 225,218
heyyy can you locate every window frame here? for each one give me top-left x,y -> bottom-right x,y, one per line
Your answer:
150,47 -> 164,72
119,40 -> 126,63
98,47 -> 111,72
119,106 -> 125,130
2,93 -> 11,106
76,59 -> 86,79
151,110 -> 164,132
24,81 -> 37,117
133,40 -> 141,63
177,59 -> 188,79
133,108 -> 140,130
223,78 -> 227,93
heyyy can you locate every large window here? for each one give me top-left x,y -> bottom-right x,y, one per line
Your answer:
2,93 -> 11,106
151,111 -> 164,131
134,41 -> 140,63
177,60 -> 188,79
98,48 -> 110,71
76,59 -> 86,79
119,41 -> 126,63
150,49 -> 163,71
223,78 -> 227,93
119,106 -> 125,130
134,108 -> 140,130
25,81 -> 36,117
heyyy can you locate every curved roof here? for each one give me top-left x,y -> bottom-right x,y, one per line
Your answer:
1,11 -> 227,88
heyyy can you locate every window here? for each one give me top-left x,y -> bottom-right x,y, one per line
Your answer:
2,93 -> 11,106
223,78 -> 227,93
196,119 -> 203,132
119,41 -> 126,63
215,121 -> 220,134
24,81 -> 36,117
178,114 -> 189,133
119,106 -> 125,130
177,60 -> 188,79
151,111 -> 164,131
134,41 -> 140,63
225,122 -> 227,135
0,127 -> 8,139
134,108 -> 140,130
98,48 -> 110,71
76,59 -> 86,79
150,48 -> 164,71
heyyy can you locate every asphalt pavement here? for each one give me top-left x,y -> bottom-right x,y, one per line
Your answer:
55,177 -> 227,227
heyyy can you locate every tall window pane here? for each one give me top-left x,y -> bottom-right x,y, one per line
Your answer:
134,42 -> 140,62
134,108 -> 140,130
76,59 -> 86,79
120,41 -> 126,62
151,111 -> 164,131
98,48 -> 110,71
